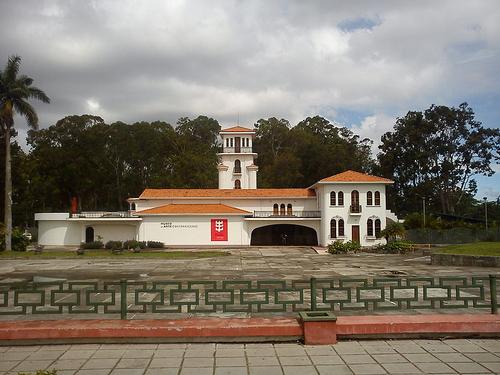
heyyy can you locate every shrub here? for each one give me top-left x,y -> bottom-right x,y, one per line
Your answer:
105,240 -> 123,250
147,241 -> 164,249
0,227 -> 30,252
376,240 -> 414,254
123,240 -> 146,250
380,221 -> 406,242
18,369 -> 57,375
328,240 -> 360,254
80,241 -> 104,249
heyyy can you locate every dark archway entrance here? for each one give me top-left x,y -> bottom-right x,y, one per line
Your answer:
85,227 -> 94,243
251,224 -> 318,246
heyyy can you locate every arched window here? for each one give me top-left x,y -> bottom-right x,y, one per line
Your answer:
338,219 -> 345,237
338,191 -> 344,206
230,138 -> 234,147
330,192 -> 336,206
375,219 -> 381,238
287,204 -> 292,216
85,227 -> 94,243
234,159 -> 241,173
234,179 -> 241,189
367,219 -> 374,236
330,219 -> 336,238
131,202 -> 136,211
351,190 -> 360,212
280,204 -> 286,216
367,191 -> 373,206
225,138 -> 229,147
273,204 -> 279,215
375,191 -> 381,206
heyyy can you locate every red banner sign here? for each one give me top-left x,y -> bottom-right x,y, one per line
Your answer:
211,219 -> 228,241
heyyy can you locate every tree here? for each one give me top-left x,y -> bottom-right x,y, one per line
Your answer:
380,221 -> 406,242
0,56 -> 49,250
378,103 -> 500,215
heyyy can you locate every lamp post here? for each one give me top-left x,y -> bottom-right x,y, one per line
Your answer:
483,197 -> 488,231
422,197 -> 426,229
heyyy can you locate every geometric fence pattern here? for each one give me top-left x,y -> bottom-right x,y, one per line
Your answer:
0,275 -> 497,318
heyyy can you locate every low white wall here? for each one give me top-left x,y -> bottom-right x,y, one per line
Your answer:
88,224 -> 138,243
37,220 -> 81,246
139,216 -> 246,246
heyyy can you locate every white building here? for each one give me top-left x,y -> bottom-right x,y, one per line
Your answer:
36,126 -> 398,247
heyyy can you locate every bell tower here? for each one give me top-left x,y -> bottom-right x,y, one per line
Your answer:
217,126 -> 258,189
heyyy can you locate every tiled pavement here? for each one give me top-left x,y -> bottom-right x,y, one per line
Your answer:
1,339 -> 500,375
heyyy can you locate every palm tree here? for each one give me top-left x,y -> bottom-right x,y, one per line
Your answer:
0,56 -> 49,250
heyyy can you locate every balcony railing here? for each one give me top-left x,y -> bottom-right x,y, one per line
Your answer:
71,211 -> 137,219
233,167 -> 242,174
349,204 -> 362,214
253,211 -> 321,218
222,147 -> 253,153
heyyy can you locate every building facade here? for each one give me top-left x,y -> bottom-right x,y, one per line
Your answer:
36,126 -> 398,247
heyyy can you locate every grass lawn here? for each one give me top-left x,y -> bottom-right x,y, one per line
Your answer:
436,242 -> 500,256
0,249 -> 229,259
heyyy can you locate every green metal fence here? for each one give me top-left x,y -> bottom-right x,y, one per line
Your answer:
0,275 -> 498,319
406,227 -> 500,244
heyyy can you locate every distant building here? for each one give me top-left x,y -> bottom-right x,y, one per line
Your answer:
36,126 -> 398,247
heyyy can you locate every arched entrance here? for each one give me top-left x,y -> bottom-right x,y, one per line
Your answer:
251,224 -> 318,246
85,227 -> 94,243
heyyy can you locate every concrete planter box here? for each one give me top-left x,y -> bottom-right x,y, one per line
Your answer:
431,253 -> 500,267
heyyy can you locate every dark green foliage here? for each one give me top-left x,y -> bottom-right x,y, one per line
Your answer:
80,241 -> 104,249
123,240 -> 146,249
146,241 -> 164,248
0,227 -> 30,251
374,241 -> 414,254
105,240 -> 123,250
327,240 -> 361,254
18,370 -> 57,375
380,221 -> 406,241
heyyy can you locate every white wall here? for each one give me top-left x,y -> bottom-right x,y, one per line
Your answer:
37,220 -> 81,246
139,215 -> 246,246
218,153 -> 256,189
85,223 -> 138,243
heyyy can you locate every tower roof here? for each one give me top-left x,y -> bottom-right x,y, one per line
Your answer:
220,126 -> 255,133
317,170 -> 394,184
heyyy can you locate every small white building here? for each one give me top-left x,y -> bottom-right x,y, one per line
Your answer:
36,126 -> 398,247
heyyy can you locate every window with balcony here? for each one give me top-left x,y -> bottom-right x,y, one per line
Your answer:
234,179 -> 241,189
330,191 -> 336,206
367,191 -> 373,206
330,219 -> 336,238
234,159 -> 241,173
375,191 -> 381,206
338,191 -> 344,206
350,190 -> 361,213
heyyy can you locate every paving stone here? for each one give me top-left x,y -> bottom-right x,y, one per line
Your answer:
184,350 -> 214,358
0,362 -> 20,372
414,362 -> 456,374
309,355 -> 344,365
217,344 -> 245,349
72,344 -> 101,350
153,349 -> 185,358
60,350 -> 97,360
187,343 -> 216,349
57,370 -> 77,375
278,356 -> 312,365
148,357 -> 182,368
216,357 -> 246,367
122,350 -> 154,359
433,352 -> 473,362
82,358 -> 120,370
424,345 -> 456,353
275,347 -> 306,356
92,350 -> 126,359
403,353 -> 440,362
6,346 -> 40,352
390,344 -> 426,354
468,339 -> 500,352
348,364 -> 387,374
214,367 -> 247,375
447,362 -> 491,374
282,366 -> 318,375
247,356 -> 279,366
342,354 -> 376,364
334,342 -> 367,355
127,345 -> 158,350
447,344 -> 486,353
109,370 -> 145,375
157,344 -> 187,349
144,369 -> 178,375
12,360 -> 55,372
182,357 -> 214,367
381,362 -> 421,374
465,352 -> 500,362
2,352 -> 30,361
304,346 -> 335,356
51,359 -> 87,370
245,343 -> 274,348
76,370 -> 111,375
179,368 -> 213,375
246,348 -> 276,357
316,365 -> 353,375
482,362 -> 500,372
249,366 -> 283,375
372,354 -> 408,363
215,349 -> 245,357
115,358 -> 150,369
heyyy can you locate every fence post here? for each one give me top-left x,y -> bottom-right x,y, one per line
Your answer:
310,277 -> 317,311
120,279 -> 128,320
490,274 -> 498,315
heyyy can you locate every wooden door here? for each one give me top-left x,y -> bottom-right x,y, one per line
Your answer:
235,137 -> 241,152
352,225 -> 360,243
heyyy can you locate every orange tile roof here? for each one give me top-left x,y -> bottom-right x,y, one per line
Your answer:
319,170 -> 394,183
220,126 -> 255,132
137,203 -> 251,215
139,188 -> 316,199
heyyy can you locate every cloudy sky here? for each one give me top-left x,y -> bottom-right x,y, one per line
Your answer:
1,0 -> 499,199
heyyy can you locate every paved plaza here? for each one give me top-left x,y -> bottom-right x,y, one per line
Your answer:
0,247 -> 497,282
1,339 -> 500,375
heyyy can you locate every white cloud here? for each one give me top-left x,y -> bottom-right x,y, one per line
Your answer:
350,114 -> 395,156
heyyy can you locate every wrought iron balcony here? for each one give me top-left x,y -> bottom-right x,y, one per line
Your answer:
71,211 -> 137,218
222,147 -> 253,153
349,204 -> 362,214
253,211 -> 321,218
233,167 -> 242,174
